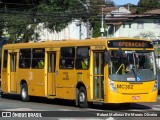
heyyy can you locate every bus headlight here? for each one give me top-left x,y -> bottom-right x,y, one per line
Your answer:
152,80 -> 158,91
109,80 -> 117,92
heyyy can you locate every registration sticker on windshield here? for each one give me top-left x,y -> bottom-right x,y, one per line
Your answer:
127,77 -> 135,81
132,96 -> 140,100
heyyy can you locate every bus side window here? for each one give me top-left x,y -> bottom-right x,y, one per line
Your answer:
59,47 -> 75,69
19,49 -> 31,68
32,48 -> 45,69
38,59 -> 44,68
75,47 -> 90,69
3,50 -> 8,68
60,59 -> 66,68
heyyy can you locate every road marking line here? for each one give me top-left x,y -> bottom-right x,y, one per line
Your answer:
152,105 -> 160,111
153,105 -> 160,107
127,109 -> 145,111
57,109 -> 79,111
59,118 -> 114,120
85,108 -> 104,111
1,108 -> 44,111
105,117 -> 115,120
152,107 -> 160,111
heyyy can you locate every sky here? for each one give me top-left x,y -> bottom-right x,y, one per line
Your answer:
113,0 -> 139,5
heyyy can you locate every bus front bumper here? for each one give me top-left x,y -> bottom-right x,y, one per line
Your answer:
105,90 -> 158,103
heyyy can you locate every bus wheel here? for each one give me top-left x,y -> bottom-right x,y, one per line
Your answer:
78,87 -> 88,108
20,83 -> 29,102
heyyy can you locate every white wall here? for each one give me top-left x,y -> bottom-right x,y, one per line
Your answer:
34,20 -> 87,41
116,19 -> 160,39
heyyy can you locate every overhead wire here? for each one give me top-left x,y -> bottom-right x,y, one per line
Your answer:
0,1 -> 160,28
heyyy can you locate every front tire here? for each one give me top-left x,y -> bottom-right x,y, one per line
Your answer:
20,83 -> 29,102
78,87 -> 88,108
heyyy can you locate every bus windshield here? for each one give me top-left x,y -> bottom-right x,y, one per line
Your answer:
109,50 -> 157,82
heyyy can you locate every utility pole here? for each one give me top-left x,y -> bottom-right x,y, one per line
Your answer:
128,3 -> 130,11
101,6 -> 104,37
77,0 -> 91,39
86,0 -> 91,39
80,19 -> 82,40
76,19 -> 82,40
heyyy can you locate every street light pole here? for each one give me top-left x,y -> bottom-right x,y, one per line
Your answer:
86,0 -> 91,39
101,6 -> 104,37
77,0 -> 91,39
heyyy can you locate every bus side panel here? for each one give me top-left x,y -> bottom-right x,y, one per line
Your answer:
17,69 -> 45,97
1,69 -> 8,93
103,64 -> 109,103
16,69 -> 30,94
56,69 -> 76,100
56,87 -> 75,100
28,69 -> 45,97
56,69 -> 91,100
81,70 -> 91,101
28,85 -> 45,97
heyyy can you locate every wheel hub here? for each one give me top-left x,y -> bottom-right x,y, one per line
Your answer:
79,92 -> 85,102
22,88 -> 27,98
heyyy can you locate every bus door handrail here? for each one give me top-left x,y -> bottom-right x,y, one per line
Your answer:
116,63 -> 125,74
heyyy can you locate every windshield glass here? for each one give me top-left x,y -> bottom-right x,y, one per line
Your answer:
109,50 -> 157,82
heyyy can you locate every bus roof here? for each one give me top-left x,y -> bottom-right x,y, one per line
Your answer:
2,37 -> 151,49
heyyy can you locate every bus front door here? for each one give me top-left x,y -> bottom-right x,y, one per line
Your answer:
93,52 -> 104,100
10,53 -> 17,93
47,52 -> 56,95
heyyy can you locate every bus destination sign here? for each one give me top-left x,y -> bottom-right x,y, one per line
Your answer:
108,40 -> 153,48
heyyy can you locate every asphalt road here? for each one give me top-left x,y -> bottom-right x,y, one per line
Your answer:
0,93 -> 160,120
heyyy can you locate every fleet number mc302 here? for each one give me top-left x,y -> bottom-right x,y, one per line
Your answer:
117,84 -> 133,89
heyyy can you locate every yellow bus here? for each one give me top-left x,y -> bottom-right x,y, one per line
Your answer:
1,38 -> 158,108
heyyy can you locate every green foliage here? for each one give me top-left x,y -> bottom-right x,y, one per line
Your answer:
1,0 -> 86,43
35,0 -> 87,31
92,19 -> 102,37
0,12 -> 36,43
137,0 -> 160,14
157,48 -> 160,54
0,0 -> 106,42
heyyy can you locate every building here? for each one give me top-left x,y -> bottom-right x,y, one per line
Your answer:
105,7 -> 160,40
33,19 -> 87,41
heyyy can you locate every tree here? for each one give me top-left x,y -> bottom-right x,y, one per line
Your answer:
1,0 -> 89,42
134,31 -> 156,39
137,0 -> 160,14
35,0 -> 85,32
0,0 -> 110,42
0,12 -> 36,43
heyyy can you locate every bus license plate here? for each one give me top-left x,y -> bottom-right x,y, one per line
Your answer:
132,96 -> 140,100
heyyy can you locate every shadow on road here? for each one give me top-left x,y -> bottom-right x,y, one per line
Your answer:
90,103 -> 151,110
1,93 -> 151,111
1,93 -> 21,100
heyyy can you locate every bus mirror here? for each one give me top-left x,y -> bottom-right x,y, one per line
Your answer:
104,51 -> 110,64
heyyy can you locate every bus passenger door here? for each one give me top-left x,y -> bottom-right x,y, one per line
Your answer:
93,52 -> 104,100
47,52 -> 56,95
10,52 -> 17,92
